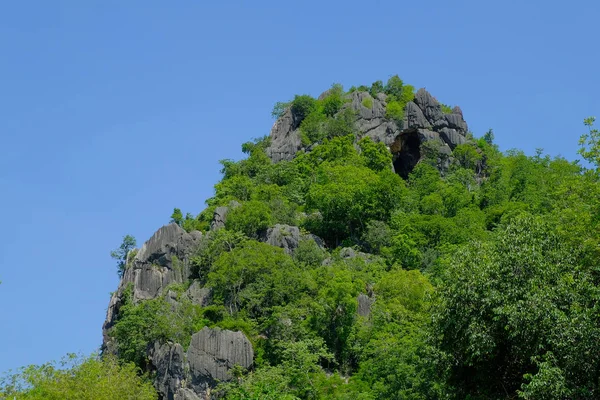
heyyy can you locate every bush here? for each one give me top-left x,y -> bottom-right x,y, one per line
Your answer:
323,107 -> 356,139
322,84 -> 344,117
386,100 -> 404,124
299,110 -> 326,145
441,103 -> 453,114
225,200 -> 273,238
361,96 -> 373,109
291,95 -> 318,124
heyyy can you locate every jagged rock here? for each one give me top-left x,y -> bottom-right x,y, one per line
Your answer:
210,207 -> 229,230
265,86 -> 470,178
261,224 -> 325,255
405,101 -> 431,130
339,247 -> 371,260
265,107 -> 303,163
102,223 -> 202,353
357,294 -> 374,317
185,281 -> 212,306
187,327 -> 254,393
150,342 -> 187,400
439,127 -> 467,149
262,224 -> 300,255
210,201 -> 240,230
414,88 -> 443,123
174,389 -> 202,400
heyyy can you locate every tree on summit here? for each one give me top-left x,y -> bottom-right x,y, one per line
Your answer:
111,235 -> 137,278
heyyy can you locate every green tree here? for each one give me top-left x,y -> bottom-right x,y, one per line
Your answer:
110,235 -> 136,278
578,116 -> 600,167
291,95 -> 318,124
225,200 -> 273,238
434,214 -> 600,398
0,354 -> 157,400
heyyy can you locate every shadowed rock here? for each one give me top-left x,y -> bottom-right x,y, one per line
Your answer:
150,342 -> 187,400
187,327 -> 254,393
266,86 -> 470,178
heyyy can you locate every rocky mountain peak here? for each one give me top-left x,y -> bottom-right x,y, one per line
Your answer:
266,86 -> 469,178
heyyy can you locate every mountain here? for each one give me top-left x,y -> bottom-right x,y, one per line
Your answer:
94,76 -> 600,400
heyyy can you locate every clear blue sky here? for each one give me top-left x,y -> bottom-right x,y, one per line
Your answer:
1,1 -> 599,373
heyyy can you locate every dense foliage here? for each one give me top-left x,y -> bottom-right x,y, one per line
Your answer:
0,354 -> 157,400
158,97 -> 600,399
7,78 -> 600,400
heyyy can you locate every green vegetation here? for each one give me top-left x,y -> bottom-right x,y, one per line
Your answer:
441,103 -> 453,114
361,96 -> 373,109
0,354 -> 157,399
383,75 -> 416,125
13,77 -> 600,400
110,234 -> 136,278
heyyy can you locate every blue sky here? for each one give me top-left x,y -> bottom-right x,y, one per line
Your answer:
1,0 -> 599,373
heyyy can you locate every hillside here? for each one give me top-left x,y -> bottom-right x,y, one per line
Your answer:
5,76 -> 600,400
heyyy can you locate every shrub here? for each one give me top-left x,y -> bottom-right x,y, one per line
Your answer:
441,103 -> 453,114
225,200 -> 273,238
299,110 -> 326,145
361,96 -> 373,109
291,95 -> 318,124
369,80 -> 384,98
323,108 -> 356,139
385,100 -> 404,124
322,83 -> 344,117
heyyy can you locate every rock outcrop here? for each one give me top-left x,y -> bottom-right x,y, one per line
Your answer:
149,328 -> 254,400
265,87 -> 469,177
357,293 -> 375,317
102,223 -> 202,354
261,224 -> 326,255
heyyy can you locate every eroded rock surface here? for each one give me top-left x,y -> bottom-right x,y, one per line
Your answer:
261,224 -> 325,255
187,327 -> 254,392
266,87 -> 470,177
147,327 -> 253,400
102,223 -> 202,354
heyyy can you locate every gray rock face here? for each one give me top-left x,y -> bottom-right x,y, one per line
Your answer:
414,88 -> 444,123
262,224 -> 300,255
210,201 -> 240,230
151,342 -> 187,400
405,101 -> 431,130
261,224 -> 325,255
174,389 -> 202,400
102,223 -> 202,353
265,86 -> 470,177
357,294 -> 374,317
147,327 -> 253,400
187,327 -> 254,392
185,281 -> 212,306
265,107 -> 303,163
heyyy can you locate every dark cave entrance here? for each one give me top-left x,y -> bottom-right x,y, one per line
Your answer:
393,130 -> 421,179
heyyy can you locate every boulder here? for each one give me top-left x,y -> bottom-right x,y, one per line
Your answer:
187,327 -> 254,392
262,224 -> 300,255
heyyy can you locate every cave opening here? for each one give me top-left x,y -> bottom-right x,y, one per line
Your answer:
393,131 -> 421,179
